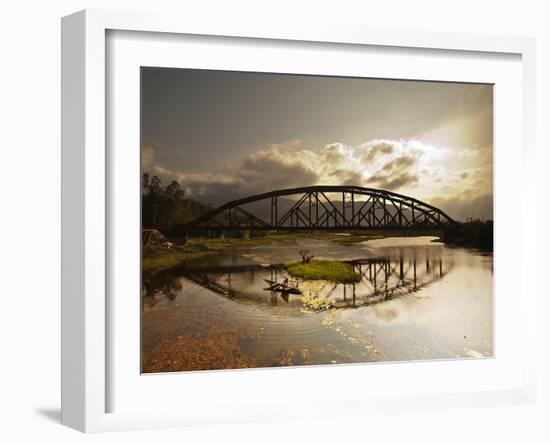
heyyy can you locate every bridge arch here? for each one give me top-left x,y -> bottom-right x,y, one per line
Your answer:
180,185 -> 456,231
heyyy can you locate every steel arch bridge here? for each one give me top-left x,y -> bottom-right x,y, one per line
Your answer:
177,185 -> 456,233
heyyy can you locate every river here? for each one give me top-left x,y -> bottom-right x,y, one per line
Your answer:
141,236 -> 493,373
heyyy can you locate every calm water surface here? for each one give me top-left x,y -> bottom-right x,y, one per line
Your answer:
141,236 -> 493,372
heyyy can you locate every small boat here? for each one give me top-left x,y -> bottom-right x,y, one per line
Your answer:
263,278 -> 302,295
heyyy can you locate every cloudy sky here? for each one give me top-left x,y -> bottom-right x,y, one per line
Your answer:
141,68 -> 493,221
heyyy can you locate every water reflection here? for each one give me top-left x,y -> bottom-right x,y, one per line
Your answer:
141,237 -> 493,371
142,270 -> 182,308
344,254 -> 450,308
142,250 -> 452,311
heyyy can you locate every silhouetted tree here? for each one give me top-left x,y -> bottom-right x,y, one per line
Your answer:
164,180 -> 185,199
142,174 -> 199,225
149,175 -> 162,194
142,172 -> 150,192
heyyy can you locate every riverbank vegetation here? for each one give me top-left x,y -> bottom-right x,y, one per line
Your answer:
142,244 -> 213,272
443,221 -> 493,251
187,233 -> 298,249
142,233 -> 302,272
142,230 -> 388,272
287,259 -> 361,283
142,174 -> 213,225
182,231 -> 386,249
142,231 -> 410,274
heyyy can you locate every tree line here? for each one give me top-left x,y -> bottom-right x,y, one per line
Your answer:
142,174 -> 210,225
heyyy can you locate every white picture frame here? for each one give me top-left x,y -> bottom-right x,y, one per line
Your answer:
61,9 -> 537,433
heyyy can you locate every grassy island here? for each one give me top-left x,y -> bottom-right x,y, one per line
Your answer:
286,259 -> 361,283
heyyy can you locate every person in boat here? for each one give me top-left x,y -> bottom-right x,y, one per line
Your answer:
281,277 -> 290,290
263,277 -> 302,294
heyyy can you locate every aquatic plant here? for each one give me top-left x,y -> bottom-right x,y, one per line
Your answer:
286,259 -> 361,283
301,292 -> 335,311
142,318 -> 258,372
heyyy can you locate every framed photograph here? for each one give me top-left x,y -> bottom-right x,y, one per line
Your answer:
61,9 -> 537,432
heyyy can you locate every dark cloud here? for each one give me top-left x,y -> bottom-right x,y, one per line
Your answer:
381,155 -> 417,172
242,156 -> 319,189
143,143 -> 320,205
330,169 -> 366,187
323,143 -> 351,164
363,142 -> 395,164
366,172 -> 419,191
238,150 -> 318,191
364,151 -> 420,191
181,177 -> 241,202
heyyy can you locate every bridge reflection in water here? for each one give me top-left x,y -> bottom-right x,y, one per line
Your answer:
335,255 -> 448,308
143,251 -> 452,310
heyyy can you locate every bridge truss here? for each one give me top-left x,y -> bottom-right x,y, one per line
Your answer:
179,185 -> 456,232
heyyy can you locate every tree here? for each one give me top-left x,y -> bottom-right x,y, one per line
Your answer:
142,175 -> 197,225
164,180 -> 185,199
142,173 -> 150,193
149,175 -> 162,194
